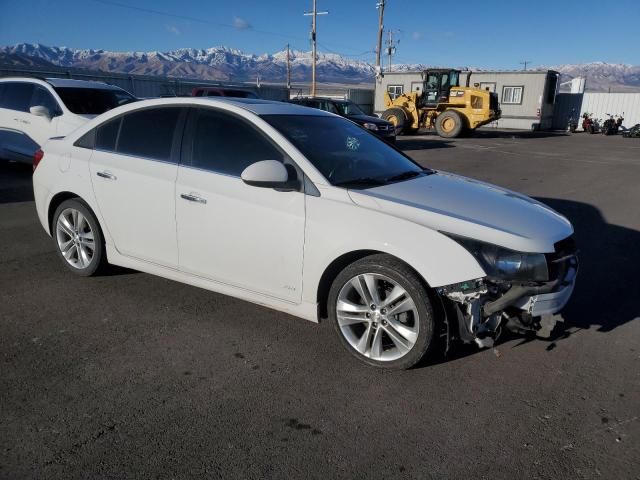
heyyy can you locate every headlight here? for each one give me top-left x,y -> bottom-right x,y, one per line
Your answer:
363,122 -> 378,131
445,234 -> 549,282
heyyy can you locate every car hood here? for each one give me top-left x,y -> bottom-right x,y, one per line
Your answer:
347,114 -> 391,126
347,172 -> 573,253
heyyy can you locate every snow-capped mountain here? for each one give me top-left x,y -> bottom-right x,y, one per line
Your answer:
0,43 -> 377,84
1,43 -> 638,91
545,62 -> 640,92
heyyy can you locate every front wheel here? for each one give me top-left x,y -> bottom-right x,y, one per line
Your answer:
435,110 -> 464,138
328,254 -> 435,369
53,199 -> 107,276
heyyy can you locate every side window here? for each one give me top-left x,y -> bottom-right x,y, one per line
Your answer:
387,85 -> 404,100
1,82 -> 35,112
117,107 -> 183,161
0,84 -> 6,107
188,108 -> 285,176
96,117 -> 121,151
322,101 -> 339,114
30,87 -> 60,115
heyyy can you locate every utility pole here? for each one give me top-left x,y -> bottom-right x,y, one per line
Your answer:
286,43 -> 291,90
386,29 -> 397,73
304,0 -> 328,97
375,0 -> 385,78
520,60 -> 531,71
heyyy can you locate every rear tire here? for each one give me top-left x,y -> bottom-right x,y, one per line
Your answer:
328,254 -> 435,370
435,110 -> 464,138
52,198 -> 107,277
381,108 -> 407,136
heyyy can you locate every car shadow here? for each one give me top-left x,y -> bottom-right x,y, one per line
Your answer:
397,138 -> 455,151
416,197 -> 640,368
0,161 -> 34,204
536,197 -> 640,335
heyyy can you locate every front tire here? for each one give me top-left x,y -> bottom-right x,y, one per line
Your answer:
435,110 -> 464,138
328,254 -> 435,370
53,199 -> 107,277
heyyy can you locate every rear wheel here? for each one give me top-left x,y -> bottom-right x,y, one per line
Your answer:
435,110 -> 464,138
328,254 -> 435,370
53,199 -> 107,276
381,108 -> 407,136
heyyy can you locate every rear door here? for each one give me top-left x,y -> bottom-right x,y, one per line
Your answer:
89,106 -> 187,268
175,107 -> 305,302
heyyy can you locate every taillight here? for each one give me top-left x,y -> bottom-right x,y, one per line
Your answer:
33,149 -> 44,172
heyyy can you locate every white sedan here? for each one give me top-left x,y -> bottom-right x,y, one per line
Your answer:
33,98 -> 578,369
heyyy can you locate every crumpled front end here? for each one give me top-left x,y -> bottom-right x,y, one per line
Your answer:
436,236 -> 578,348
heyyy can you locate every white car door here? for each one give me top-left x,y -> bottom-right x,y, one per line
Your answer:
175,107 -> 305,302
89,106 -> 186,268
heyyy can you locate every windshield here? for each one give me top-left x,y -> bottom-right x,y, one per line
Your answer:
334,101 -> 366,116
53,87 -> 136,115
263,115 -> 428,188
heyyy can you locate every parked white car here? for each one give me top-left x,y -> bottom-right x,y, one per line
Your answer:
33,98 -> 578,369
0,77 -> 136,164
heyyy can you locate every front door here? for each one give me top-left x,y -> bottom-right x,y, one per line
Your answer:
176,107 -> 305,302
89,106 -> 186,268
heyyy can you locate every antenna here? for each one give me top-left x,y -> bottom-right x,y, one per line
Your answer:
520,60 -> 532,71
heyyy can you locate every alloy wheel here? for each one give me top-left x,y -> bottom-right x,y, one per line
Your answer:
55,208 -> 96,269
336,273 -> 420,362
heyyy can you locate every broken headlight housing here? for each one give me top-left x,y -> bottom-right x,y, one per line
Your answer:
445,234 -> 549,282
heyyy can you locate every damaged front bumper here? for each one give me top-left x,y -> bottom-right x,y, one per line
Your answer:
436,242 -> 578,348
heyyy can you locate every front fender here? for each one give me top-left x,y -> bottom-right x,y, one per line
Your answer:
302,191 -> 485,305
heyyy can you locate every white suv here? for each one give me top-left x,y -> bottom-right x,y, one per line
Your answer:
0,77 -> 136,164
33,98 -> 578,369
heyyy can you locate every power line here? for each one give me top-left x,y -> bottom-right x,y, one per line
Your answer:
92,0 -> 297,41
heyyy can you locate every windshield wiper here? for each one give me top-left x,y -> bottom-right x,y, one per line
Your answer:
333,177 -> 386,188
385,170 -> 424,183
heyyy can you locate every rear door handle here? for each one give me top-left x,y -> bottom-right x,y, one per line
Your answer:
96,171 -> 117,180
180,193 -> 207,204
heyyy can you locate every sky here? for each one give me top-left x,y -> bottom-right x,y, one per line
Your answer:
1,0 -> 639,68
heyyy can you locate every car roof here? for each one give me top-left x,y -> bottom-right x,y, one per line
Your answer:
44,78 -> 125,90
207,97 -> 332,116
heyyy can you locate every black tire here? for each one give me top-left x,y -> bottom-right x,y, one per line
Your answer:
435,110 -> 464,138
381,108 -> 407,136
52,198 -> 107,277
328,254 -> 435,370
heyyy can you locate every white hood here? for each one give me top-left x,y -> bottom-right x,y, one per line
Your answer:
347,172 -> 573,253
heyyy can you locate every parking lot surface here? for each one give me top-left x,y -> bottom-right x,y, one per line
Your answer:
1,131 -> 639,479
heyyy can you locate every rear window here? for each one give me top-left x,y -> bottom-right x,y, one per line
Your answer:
53,87 -> 136,115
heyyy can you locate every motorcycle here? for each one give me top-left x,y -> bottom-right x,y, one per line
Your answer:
602,113 -> 624,135
623,123 -> 640,138
567,108 -> 578,133
582,112 -> 599,134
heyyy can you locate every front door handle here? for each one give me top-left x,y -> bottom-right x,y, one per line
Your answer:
96,171 -> 117,180
180,193 -> 207,204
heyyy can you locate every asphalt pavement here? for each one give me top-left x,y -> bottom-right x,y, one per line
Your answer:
1,130 -> 638,479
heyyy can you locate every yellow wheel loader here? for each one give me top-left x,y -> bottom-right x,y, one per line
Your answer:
382,69 -> 501,138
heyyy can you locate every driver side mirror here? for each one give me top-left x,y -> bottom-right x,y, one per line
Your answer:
241,160 -> 290,189
30,105 -> 51,119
